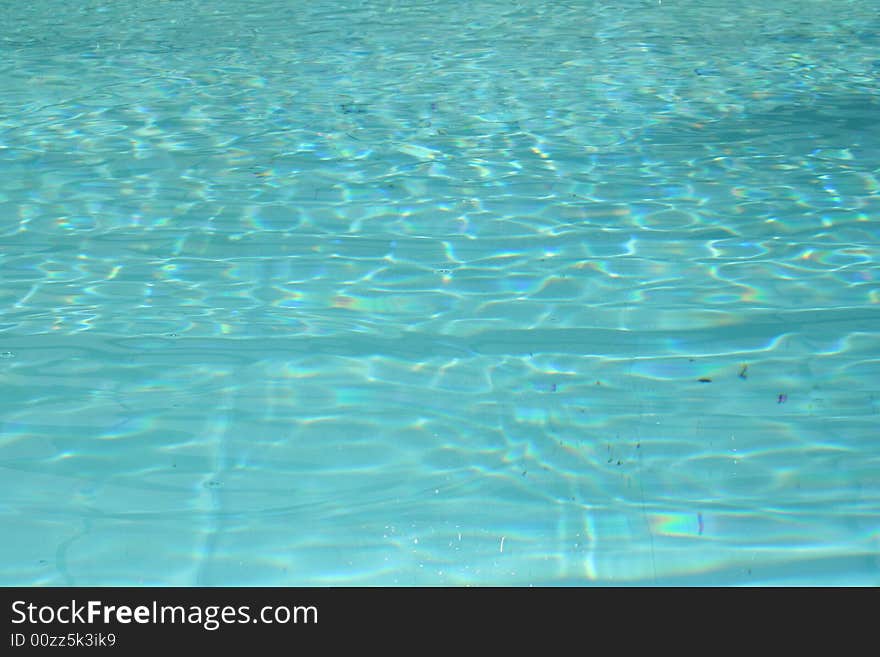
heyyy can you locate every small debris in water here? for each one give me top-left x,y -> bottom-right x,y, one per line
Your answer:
340,102 -> 368,114
777,393 -> 788,404
698,377 -> 712,383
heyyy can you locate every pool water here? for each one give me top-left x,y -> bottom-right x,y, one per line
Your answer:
1,0 -> 878,585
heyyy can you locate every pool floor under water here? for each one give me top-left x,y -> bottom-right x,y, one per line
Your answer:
0,0 -> 878,585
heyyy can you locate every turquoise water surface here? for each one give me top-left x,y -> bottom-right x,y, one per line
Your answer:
1,0 -> 878,585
